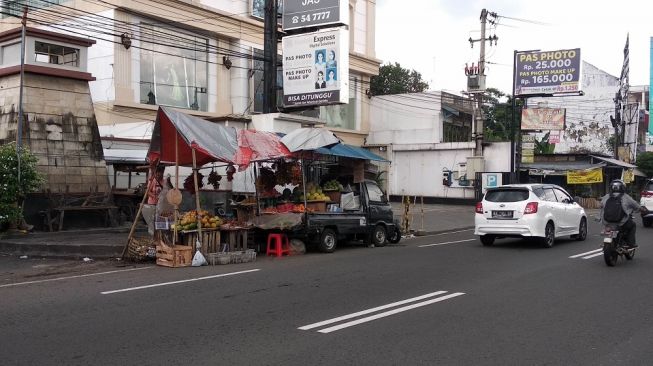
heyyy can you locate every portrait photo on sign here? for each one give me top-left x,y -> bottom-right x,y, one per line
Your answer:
326,68 -> 337,89
314,49 -> 327,89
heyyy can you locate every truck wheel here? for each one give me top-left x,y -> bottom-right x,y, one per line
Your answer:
372,225 -> 387,247
387,226 -> 402,244
319,228 -> 337,253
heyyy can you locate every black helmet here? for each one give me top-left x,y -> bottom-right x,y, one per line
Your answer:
610,179 -> 626,194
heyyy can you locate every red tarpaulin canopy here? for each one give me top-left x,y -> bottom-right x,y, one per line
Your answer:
234,129 -> 291,168
148,107 -> 291,167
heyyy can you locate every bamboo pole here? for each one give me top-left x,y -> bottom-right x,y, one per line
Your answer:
121,178 -> 152,259
192,148 -> 202,251
172,132 -> 179,246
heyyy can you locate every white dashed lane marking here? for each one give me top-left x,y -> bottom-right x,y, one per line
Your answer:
299,290 -> 465,334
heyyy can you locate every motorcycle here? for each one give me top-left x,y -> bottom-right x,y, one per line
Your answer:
602,222 -> 636,267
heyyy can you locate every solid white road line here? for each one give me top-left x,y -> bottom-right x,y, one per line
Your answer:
317,292 -> 466,334
0,267 -> 153,289
582,252 -> 604,259
418,239 -> 476,248
298,291 -> 448,330
416,229 -> 475,238
569,249 -> 602,258
101,269 -> 260,295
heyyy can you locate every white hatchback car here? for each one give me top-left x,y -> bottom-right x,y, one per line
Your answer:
640,179 -> 653,227
474,184 -> 587,247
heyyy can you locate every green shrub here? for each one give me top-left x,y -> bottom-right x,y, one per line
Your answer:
0,143 -> 44,227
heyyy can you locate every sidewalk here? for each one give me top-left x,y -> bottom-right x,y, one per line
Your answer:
0,203 -> 476,258
391,202 -> 475,235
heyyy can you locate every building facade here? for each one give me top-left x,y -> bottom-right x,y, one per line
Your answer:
0,0 -> 380,146
367,91 -> 511,200
0,26 -> 110,193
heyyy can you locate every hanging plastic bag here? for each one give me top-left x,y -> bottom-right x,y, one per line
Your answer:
191,239 -> 207,266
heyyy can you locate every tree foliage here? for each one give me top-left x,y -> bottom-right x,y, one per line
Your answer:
370,62 -> 429,96
0,143 -> 44,227
637,152 -> 653,178
482,88 -> 523,142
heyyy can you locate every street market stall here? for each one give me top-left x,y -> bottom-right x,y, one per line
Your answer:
124,107 -> 291,266
123,108 -> 396,266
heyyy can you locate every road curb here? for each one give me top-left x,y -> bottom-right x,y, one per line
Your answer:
411,226 -> 475,237
0,241 -> 123,259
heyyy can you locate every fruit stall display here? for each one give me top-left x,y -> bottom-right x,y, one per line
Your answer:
172,209 -> 223,231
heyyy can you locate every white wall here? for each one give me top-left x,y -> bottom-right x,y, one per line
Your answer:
368,92 -> 442,145
483,142 -> 512,172
200,0 -> 248,14
390,147 -> 476,199
87,24 -> 116,103
354,0 -> 367,54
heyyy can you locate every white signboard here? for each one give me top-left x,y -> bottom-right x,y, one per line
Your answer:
282,0 -> 348,31
282,28 -> 349,107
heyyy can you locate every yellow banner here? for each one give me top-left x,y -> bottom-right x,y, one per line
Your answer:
567,168 -> 603,184
623,169 -> 634,184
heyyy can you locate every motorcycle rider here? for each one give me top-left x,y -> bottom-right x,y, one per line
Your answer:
600,179 -> 642,248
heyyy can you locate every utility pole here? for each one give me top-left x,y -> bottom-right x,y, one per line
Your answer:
263,0 -> 278,113
17,6 -> 28,185
467,9 -> 498,157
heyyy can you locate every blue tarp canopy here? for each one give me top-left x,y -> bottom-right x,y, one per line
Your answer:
315,143 -> 388,162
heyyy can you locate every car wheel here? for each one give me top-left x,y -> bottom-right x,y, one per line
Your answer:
318,228 -> 337,253
540,222 -> 555,248
480,235 -> 495,246
387,226 -> 402,244
572,217 -> 587,241
643,217 -> 652,228
372,225 -> 387,247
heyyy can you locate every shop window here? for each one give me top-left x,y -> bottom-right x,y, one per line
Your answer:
321,76 -> 359,130
1,0 -> 64,19
139,23 -> 208,111
34,41 -> 79,67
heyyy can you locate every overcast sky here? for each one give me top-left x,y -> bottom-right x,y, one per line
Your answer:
376,0 -> 651,95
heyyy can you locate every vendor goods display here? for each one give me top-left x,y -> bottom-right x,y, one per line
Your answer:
183,172 -> 204,195
174,209 -> 223,231
207,169 -> 222,190
323,179 -> 344,191
300,183 -> 331,202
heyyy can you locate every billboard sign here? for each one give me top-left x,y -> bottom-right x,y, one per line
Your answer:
282,28 -> 349,107
567,168 -> 603,185
514,48 -> 581,96
521,108 -> 566,130
282,0 -> 348,31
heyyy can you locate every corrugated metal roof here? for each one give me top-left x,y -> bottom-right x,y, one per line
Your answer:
591,155 -> 637,169
521,161 -> 605,171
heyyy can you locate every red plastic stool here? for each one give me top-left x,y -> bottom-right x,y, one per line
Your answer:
266,233 -> 290,257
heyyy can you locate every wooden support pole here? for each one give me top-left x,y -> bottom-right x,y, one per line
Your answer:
192,148 -> 202,251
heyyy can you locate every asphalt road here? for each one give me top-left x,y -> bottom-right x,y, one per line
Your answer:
2,218 -> 653,366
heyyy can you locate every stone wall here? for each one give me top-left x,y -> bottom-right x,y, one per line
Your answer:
0,73 -> 109,193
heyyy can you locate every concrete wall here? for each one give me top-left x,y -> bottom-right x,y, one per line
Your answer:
390,145 -> 476,199
528,62 -> 617,155
368,92 -> 442,145
0,73 -> 110,193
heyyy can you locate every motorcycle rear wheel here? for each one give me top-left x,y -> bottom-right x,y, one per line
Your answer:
603,245 -> 618,267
